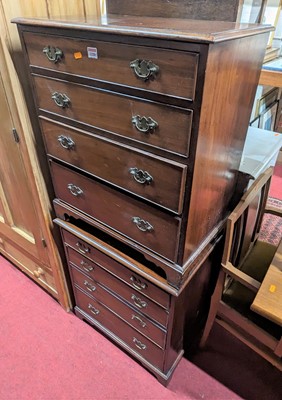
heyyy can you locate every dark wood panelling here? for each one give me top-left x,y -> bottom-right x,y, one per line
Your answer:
106,0 -> 241,22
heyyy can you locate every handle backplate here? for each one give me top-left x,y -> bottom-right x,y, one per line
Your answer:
130,59 -> 159,81
58,135 -> 75,149
129,168 -> 153,185
88,303 -> 100,315
131,294 -> 147,309
132,217 -> 153,232
80,260 -> 94,273
130,275 -> 148,291
52,92 -> 70,108
132,314 -> 147,328
67,183 -> 83,197
133,337 -> 147,350
76,241 -> 90,254
43,45 -> 63,63
84,280 -> 96,292
132,115 -> 158,134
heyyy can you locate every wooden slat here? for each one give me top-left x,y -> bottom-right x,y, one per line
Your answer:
46,0 -> 85,19
0,0 -> 49,52
84,0 -> 101,19
216,318 -> 282,371
218,301 -> 278,350
222,261 -> 261,292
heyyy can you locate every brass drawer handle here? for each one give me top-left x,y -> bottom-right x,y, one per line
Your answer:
34,267 -> 44,278
43,45 -> 63,63
133,337 -> 147,350
88,303 -> 100,315
132,115 -> 158,134
131,294 -> 147,309
76,241 -> 90,254
132,217 -> 154,232
130,59 -> 159,81
84,280 -> 96,292
130,275 -> 147,291
67,183 -> 83,197
132,314 -> 147,328
80,260 -> 94,273
57,135 -> 75,149
52,92 -> 70,108
129,168 -> 153,185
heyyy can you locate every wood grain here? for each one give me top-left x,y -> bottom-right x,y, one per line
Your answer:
251,240 -> 282,326
50,160 -> 181,261
106,0 -> 241,21
184,32 -> 270,261
74,286 -> 166,369
24,32 -> 198,101
13,15 -> 273,43
41,118 -> 187,213
68,257 -> 167,348
66,244 -> 170,308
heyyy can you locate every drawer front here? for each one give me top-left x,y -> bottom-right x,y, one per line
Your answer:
66,244 -> 170,309
70,263 -> 166,348
70,267 -> 168,337
35,75 -> 193,157
54,162 -> 180,261
25,31 -> 198,101
44,122 -> 186,214
74,287 -> 165,370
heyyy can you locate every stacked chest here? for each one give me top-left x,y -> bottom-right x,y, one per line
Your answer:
16,17 -> 270,384
22,27 -> 210,285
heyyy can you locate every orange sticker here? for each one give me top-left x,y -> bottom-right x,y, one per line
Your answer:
269,284 -> 276,293
74,52 -> 82,60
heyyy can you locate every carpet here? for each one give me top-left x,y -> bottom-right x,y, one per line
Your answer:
0,255 -> 240,400
259,197 -> 282,246
269,164 -> 282,199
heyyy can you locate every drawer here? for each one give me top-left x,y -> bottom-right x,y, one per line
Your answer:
52,162 -> 181,261
70,266 -> 168,332
35,76 -> 193,158
70,262 -> 166,348
74,286 -> 165,370
66,244 -> 170,309
44,121 -> 186,214
24,31 -> 198,101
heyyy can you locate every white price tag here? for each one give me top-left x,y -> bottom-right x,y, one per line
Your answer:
87,47 -> 98,59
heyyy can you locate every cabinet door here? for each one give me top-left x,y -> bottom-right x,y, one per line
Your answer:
0,71 -> 52,283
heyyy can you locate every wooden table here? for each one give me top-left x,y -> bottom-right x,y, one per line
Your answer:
259,57 -> 282,87
251,239 -> 282,326
259,68 -> 282,87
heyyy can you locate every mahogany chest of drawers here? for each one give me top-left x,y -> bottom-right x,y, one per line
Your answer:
14,15 -> 271,384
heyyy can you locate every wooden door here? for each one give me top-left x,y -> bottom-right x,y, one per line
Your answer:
0,69 -> 57,289
0,35 -> 70,302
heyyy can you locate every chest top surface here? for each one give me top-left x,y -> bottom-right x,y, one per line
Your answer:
13,14 -> 273,43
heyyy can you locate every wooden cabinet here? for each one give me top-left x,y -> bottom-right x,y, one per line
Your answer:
0,36 -> 70,308
14,15 -> 271,384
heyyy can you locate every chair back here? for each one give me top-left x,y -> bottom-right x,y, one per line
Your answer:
223,167 -> 273,269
